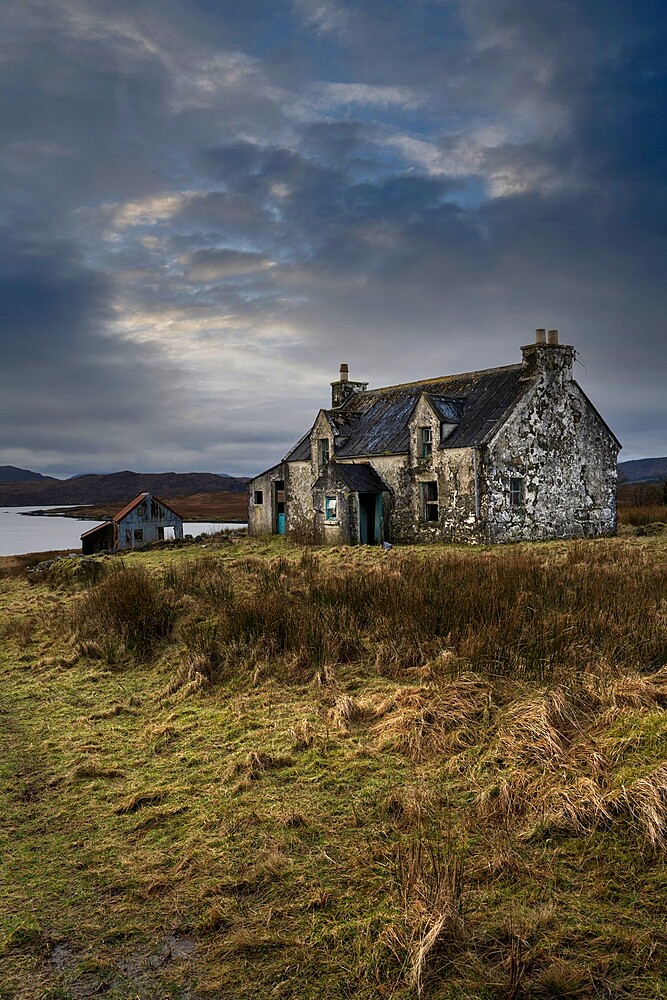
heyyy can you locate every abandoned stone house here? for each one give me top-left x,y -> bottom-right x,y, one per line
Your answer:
248,330 -> 621,545
80,492 -> 184,554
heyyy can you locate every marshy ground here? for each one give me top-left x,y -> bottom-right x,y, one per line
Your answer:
1,528 -> 667,999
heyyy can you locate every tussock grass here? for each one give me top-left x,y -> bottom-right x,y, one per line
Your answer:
387,835 -> 467,996
619,504 -> 667,526
374,675 -> 492,761
2,534 -> 667,998
74,565 -> 179,657
70,539 -> 667,686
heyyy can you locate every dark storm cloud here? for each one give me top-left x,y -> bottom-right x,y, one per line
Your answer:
0,233 -> 196,475
1,0 -> 666,476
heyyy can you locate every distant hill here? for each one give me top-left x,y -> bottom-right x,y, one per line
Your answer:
0,470 -> 249,506
618,457 -> 667,483
44,491 -> 248,523
0,466 -> 58,484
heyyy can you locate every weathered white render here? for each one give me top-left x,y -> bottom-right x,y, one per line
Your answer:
248,333 -> 621,545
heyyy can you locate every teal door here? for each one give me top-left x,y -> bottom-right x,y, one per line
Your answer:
274,480 -> 286,535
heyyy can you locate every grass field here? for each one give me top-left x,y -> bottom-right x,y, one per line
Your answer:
617,504 -> 667,527
2,531 -> 667,999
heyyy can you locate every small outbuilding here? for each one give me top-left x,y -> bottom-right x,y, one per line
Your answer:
81,492 -> 184,554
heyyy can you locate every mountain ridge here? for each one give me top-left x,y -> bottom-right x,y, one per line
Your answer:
0,466 -> 59,484
617,457 -> 667,483
0,471 -> 249,506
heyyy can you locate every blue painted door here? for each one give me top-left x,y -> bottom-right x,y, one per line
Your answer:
277,513 -> 286,534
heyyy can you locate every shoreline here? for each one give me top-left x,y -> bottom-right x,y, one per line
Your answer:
17,491 -> 248,524
21,506 -> 246,524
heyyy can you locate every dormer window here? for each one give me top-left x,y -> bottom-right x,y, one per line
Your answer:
419,426 -> 432,458
318,438 -> 330,469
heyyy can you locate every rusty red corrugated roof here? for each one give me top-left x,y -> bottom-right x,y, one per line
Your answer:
112,492 -> 183,523
112,492 -> 150,523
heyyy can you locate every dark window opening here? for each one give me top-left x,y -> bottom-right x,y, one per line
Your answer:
421,481 -> 438,521
133,528 -> 144,541
318,438 -> 330,468
510,477 -> 523,507
254,490 -> 264,505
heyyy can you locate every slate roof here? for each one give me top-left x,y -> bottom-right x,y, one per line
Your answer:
427,395 -> 466,426
284,434 -> 311,462
337,364 -> 533,456
281,363 -> 537,462
327,462 -> 389,493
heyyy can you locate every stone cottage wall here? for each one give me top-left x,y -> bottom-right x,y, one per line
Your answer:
247,464 -> 284,536
485,380 -> 618,542
286,461 -> 315,540
311,478 -> 355,544
337,452 -> 482,544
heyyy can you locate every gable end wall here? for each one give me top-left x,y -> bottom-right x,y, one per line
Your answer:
485,379 -> 619,542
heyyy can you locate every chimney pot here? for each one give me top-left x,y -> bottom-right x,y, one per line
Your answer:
535,328 -> 546,345
339,363 -> 349,382
547,329 -> 559,345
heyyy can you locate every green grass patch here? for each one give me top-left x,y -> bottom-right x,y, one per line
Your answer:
1,533 -> 667,997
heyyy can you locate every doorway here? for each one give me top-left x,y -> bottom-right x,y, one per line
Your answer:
359,492 -> 382,544
274,480 -> 286,535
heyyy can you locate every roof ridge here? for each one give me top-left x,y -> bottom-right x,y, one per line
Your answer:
355,363 -> 522,396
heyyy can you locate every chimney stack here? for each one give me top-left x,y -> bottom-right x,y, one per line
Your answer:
331,363 -> 368,408
521,328 -> 573,380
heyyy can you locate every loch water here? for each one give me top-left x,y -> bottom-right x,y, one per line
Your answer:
0,507 -> 245,558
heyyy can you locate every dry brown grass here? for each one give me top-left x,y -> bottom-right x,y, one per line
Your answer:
373,674 -> 492,761
390,836 -> 467,996
328,691 -> 378,730
5,535 -> 667,999
618,504 -> 667,526
611,765 -> 667,848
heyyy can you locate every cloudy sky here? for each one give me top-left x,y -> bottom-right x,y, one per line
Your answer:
1,0 -> 665,477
